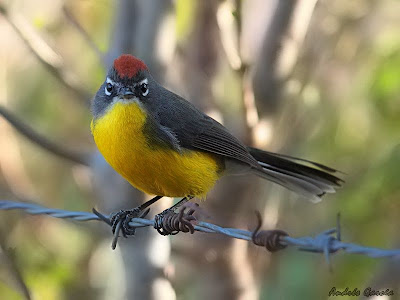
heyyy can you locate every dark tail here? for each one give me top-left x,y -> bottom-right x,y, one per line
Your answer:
248,147 -> 343,203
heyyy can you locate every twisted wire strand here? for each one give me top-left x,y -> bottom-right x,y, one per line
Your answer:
0,200 -> 99,221
1,200 -> 399,261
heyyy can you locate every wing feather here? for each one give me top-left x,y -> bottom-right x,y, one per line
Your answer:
189,125 -> 259,167
149,90 -> 259,167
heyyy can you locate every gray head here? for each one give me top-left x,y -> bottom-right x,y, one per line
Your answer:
91,54 -> 154,120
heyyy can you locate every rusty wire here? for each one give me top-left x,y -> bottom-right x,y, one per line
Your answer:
252,211 -> 288,252
154,205 -> 198,236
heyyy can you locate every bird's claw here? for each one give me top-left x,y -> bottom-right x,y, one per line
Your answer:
154,203 -> 199,236
92,206 -> 151,249
110,207 -> 150,237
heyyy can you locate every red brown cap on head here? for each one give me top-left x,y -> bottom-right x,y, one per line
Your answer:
113,54 -> 148,79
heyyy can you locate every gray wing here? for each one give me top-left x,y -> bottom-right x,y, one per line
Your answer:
148,88 -> 260,168
190,122 -> 260,167
146,86 -> 340,202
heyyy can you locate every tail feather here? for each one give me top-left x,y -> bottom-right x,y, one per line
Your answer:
250,148 -> 341,173
253,167 -> 325,203
257,161 -> 336,193
248,147 -> 343,202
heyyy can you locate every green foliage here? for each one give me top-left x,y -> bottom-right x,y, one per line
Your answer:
371,47 -> 400,124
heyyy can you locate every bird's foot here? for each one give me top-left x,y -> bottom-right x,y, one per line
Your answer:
93,195 -> 164,249
108,195 -> 163,239
110,207 -> 150,237
154,196 -> 197,236
107,207 -> 150,249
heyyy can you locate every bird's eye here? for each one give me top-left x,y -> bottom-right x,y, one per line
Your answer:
140,82 -> 149,96
105,82 -> 114,96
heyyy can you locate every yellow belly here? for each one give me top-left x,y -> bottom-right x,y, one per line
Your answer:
91,101 -> 220,197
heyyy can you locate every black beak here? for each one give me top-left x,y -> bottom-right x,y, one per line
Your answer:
119,87 -> 135,99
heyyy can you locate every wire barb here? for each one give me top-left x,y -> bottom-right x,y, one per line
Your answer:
92,208 -> 111,225
252,211 -> 288,252
112,219 -> 124,250
154,205 -> 198,236
93,207 -> 150,249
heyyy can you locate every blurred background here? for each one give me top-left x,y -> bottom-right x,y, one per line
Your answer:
0,0 -> 399,299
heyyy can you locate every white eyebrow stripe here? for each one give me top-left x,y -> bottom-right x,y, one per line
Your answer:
139,78 -> 148,85
106,77 -> 115,84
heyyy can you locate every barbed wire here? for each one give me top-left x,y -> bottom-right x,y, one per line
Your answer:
0,200 -> 399,264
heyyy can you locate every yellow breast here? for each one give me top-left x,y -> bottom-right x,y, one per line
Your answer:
91,101 -> 220,197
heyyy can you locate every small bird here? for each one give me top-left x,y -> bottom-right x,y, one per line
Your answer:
91,54 -> 342,233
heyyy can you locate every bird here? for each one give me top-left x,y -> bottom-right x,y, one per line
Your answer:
90,54 -> 342,234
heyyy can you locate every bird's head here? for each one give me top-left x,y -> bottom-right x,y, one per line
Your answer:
91,54 -> 153,119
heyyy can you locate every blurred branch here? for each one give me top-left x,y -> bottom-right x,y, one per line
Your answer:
0,4 -> 92,104
132,0 -> 171,74
1,200 -> 399,263
217,0 -> 256,145
178,0 -> 220,112
62,6 -> 106,66
105,0 -> 137,67
0,105 -> 89,166
0,237 -> 31,300
96,2 -> 174,299
252,0 -> 318,116
217,0 -> 243,71
178,2 -> 257,298
105,0 -> 171,71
